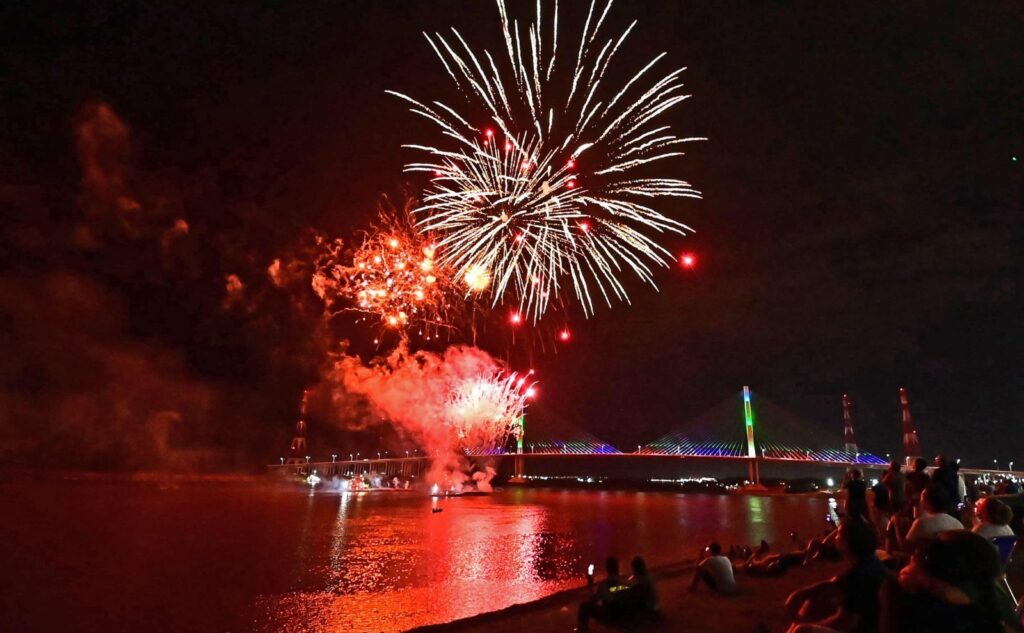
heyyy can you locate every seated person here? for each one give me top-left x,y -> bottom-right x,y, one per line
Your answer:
577,556 -> 625,630
690,543 -> 738,594
881,531 -> 1008,632
623,556 -> 660,619
972,497 -> 1015,540
897,485 -> 964,551
785,519 -> 888,633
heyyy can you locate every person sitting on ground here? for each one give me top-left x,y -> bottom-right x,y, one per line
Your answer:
904,458 -> 930,516
972,497 -> 1014,541
690,542 -> 738,594
576,556 -> 626,630
844,469 -> 869,523
880,531 -> 1007,633
897,485 -> 964,552
784,519 -> 888,633
625,556 -> 660,619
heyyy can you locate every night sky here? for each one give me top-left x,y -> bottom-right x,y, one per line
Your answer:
1,1 -> 1021,470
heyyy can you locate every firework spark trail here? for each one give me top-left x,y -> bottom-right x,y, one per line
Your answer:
310,209 -> 459,337
445,370 -> 534,451
389,0 -> 704,321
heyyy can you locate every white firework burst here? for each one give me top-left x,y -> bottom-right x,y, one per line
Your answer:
390,0 -> 703,321
445,371 -> 535,452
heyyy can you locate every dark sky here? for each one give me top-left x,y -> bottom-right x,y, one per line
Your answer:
1,1 -> 1021,469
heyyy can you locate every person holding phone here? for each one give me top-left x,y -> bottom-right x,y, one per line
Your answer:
690,543 -> 738,594
577,556 -> 625,630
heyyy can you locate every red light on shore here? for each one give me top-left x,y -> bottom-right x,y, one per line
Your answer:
680,252 -> 697,269
559,329 -> 571,342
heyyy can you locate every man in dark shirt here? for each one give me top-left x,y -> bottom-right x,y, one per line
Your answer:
904,458 -> 930,514
881,461 -> 906,514
932,454 -> 961,513
844,469 -> 869,522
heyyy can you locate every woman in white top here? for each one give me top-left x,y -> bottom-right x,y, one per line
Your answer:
973,497 -> 1015,540
900,486 -> 964,551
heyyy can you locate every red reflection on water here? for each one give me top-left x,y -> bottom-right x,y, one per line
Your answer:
1,479 -> 827,633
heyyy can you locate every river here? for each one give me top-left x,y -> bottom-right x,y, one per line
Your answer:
1,476 -> 831,632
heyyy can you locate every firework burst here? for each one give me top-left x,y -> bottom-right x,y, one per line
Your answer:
390,0 -> 703,320
446,370 -> 535,453
312,208 -> 459,336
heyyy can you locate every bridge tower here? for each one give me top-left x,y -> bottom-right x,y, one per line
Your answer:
284,390 -> 310,466
842,394 -> 858,455
743,386 -> 760,485
510,411 -> 526,483
899,387 -> 920,464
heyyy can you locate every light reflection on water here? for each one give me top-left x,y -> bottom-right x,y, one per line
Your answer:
2,479 -> 828,633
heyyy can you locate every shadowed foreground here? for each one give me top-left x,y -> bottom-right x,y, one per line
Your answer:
410,559 -> 842,633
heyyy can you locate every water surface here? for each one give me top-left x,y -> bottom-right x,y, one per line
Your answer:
1,477 -> 828,632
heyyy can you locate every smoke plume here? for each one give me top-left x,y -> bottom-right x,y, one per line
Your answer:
325,343 -> 518,488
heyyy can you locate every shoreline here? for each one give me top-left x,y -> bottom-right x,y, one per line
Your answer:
408,559 -> 698,633
409,557 -> 840,633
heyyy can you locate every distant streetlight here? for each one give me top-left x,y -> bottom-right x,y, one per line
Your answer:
405,450 -> 410,457
305,455 -> 311,463
377,452 -> 381,459
994,459 -> 999,470
637,445 -> 641,453
1011,461 -> 1015,471
279,457 -> 284,465
331,454 -> 338,463
349,453 -> 353,461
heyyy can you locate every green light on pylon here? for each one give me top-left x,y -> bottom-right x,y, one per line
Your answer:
743,386 -> 756,458
516,414 -> 524,454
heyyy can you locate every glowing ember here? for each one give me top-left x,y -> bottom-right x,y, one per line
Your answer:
463,264 -> 491,292
680,252 -> 697,269
311,206 -> 459,334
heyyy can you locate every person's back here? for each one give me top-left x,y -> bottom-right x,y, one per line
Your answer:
871,481 -> 890,513
905,458 -> 930,508
886,531 -> 1005,633
882,464 -> 906,511
905,486 -> 964,548
933,456 -> 961,507
692,543 -> 737,594
625,557 -> 659,616
845,469 -> 869,521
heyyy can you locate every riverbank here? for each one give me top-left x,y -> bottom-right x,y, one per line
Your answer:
411,558 -> 842,633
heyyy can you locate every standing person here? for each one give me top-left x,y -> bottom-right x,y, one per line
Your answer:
690,543 -> 738,594
870,477 -> 892,542
904,458 -> 931,516
882,461 -> 906,515
844,469 -> 869,523
932,455 -> 961,512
